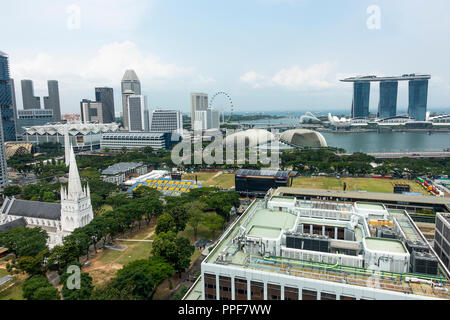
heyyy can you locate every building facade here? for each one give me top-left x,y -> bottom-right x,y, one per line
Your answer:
17,109 -> 53,134
43,80 -> 61,122
80,99 -> 103,123
378,81 -> 398,119
435,213 -> 450,270
21,79 -> 41,110
0,119 -> 8,188
127,95 -> 147,132
408,79 -> 429,121
95,87 -> 115,123
101,132 -> 173,150
351,82 -> 370,118
121,70 -> 141,130
0,51 -> 17,141
149,109 -> 182,134
23,123 -> 119,151
190,93 -> 208,128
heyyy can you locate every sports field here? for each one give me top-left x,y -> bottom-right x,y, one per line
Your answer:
182,172 -> 235,189
291,177 -> 427,194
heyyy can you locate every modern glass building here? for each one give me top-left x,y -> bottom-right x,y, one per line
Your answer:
121,70 -> 141,130
16,109 -> 53,135
0,51 -> 17,141
21,79 -> 41,110
408,79 -> 428,121
43,80 -> 61,122
378,81 -> 398,119
351,82 -> 370,118
95,87 -> 115,123
127,95 -> 147,132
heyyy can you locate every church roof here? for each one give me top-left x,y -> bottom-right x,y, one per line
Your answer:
0,217 -> 27,233
3,198 -> 61,220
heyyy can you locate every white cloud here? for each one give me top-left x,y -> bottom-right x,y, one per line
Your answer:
240,62 -> 336,90
10,41 -> 212,90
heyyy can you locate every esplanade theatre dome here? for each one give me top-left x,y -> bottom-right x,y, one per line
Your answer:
280,129 -> 327,148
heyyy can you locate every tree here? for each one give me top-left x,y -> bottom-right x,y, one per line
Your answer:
32,286 -> 61,300
186,201 -> 208,240
203,214 -> 225,239
0,226 -> 48,257
3,185 -> 22,197
60,272 -> 94,300
166,205 -> 189,232
42,191 -> 56,202
152,232 -> 194,274
155,213 -> 176,234
138,197 -> 163,225
112,257 -> 174,299
14,249 -> 49,275
22,275 -> 59,300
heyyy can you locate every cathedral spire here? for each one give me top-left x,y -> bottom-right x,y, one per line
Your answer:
64,125 -> 70,166
67,145 -> 83,196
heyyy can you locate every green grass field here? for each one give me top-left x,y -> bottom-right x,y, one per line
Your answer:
291,177 -> 426,194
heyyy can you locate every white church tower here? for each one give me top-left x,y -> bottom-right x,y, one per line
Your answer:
60,145 -> 94,234
64,124 -> 70,166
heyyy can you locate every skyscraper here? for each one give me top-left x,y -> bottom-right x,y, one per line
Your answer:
121,70 -> 141,130
127,95 -> 147,132
95,87 -> 115,123
378,81 -> 398,119
10,79 -> 19,139
0,118 -> 8,188
21,79 -> 41,110
408,79 -> 428,121
351,82 -> 370,118
0,51 -> 17,142
190,93 -> 208,128
43,80 -> 61,122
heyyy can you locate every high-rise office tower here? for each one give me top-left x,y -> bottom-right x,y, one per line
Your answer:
190,93 -> 208,128
80,99 -> 103,124
149,109 -> 183,134
127,95 -> 147,132
21,79 -> 41,110
378,81 -> 398,119
0,51 -> 17,142
351,82 -> 370,118
95,87 -> 115,123
10,78 -> 19,139
121,70 -> 141,130
43,80 -> 61,122
408,79 -> 428,121
0,118 -> 8,188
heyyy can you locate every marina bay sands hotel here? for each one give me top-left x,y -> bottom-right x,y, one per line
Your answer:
341,74 -> 431,121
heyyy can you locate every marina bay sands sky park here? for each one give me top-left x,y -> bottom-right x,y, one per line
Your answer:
341,74 -> 431,121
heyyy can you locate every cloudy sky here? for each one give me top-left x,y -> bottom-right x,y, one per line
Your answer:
2,0 -> 450,115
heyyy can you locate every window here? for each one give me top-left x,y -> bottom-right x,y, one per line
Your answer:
284,286 -> 299,300
234,278 -> 248,300
302,289 -> 317,300
219,276 -> 232,300
321,292 -> 336,300
267,284 -> 281,300
340,295 -> 356,300
204,273 -> 216,300
250,281 -> 264,300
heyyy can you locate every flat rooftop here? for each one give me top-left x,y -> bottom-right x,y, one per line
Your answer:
356,202 -> 385,211
245,209 -> 297,238
275,187 -> 450,207
364,237 -> 407,254
340,74 -> 431,82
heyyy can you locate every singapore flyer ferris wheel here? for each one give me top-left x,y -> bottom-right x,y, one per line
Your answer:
209,91 -> 234,124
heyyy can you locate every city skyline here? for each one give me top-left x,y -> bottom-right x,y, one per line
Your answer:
1,0 -> 450,115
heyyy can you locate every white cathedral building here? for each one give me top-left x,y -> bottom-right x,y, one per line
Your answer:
0,138 -> 93,248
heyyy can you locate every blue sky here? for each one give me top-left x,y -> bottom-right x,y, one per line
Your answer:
2,0 -> 450,115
